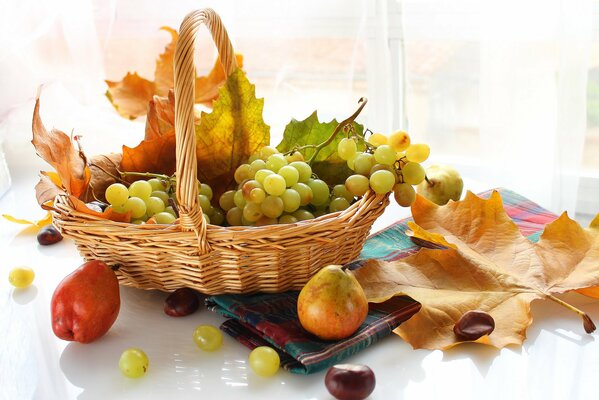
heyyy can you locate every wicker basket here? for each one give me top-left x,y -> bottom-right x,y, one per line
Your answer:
52,8 -> 390,294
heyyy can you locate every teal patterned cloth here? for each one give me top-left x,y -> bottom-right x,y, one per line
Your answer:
207,188 -> 558,374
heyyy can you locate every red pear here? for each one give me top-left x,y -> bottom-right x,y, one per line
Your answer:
51,260 -> 120,343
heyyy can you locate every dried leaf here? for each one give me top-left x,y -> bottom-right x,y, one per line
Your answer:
195,68 -> 270,198
85,153 -> 123,202
195,54 -> 245,106
276,111 -> 364,185
145,91 -> 175,140
3,212 -> 53,229
120,132 -> 177,178
105,72 -> 155,119
352,191 -> 599,350
69,195 -> 131,223
35,171 -> 65,206
32,96 -> 90,198
154,27 -> 178,97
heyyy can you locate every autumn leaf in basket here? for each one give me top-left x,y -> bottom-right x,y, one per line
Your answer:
106,26 -> 244,119
351,191 -> 599,350
277,112 -> 364,186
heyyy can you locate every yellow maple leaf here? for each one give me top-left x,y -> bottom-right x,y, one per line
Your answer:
352,191 -> 599,350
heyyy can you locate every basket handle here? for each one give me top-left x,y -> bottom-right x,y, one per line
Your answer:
173,8 -> 237,249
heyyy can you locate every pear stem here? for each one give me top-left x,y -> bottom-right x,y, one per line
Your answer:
547,294 -> 596,333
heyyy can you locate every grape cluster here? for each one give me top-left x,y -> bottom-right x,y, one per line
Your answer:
339,130 -> 430,207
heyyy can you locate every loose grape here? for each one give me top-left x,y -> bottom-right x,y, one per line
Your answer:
281,189 -> 301,213
373,145 -> 397,166
293,209 -> 315,221
124,197 -> 147,219
337,138 -> 357,160
345,175 -> 370,196
255,169 -> 274,185
405,144 -> 430,163
292,183 -> 313,206
285,151 -> 304,163
105,183 -> 129,206
259,146 -> 279,160
333,185 -> 354,202
278,215 -> 298,224
261,196 -> 284,219
266,154 -> 288,172
148,178 -> 166,192
8,267 -> 34,288
353,153 -> 375,176
234,164 -> 253,184
226,207 -> 243,226
289,161 -> 312,183
369,170 -> 395,194
278,166 -> 299,187
401,162 -> 426,185
151,191 -> 169,205
119,348 -> 149,378
329,197 -> 350,213
393,183 -> 416,207
234,190 -> 247,208
199,183 -> 213,200
263,174 -> 286,196
145,197 -> 165,216
154,212 -> 176,224
243,202 -> 263,222
388,130 -> 411,152
219,190 -> 236,211
193,325 -> 223,352
307,179 -> 330,206
211,208 -> 225,226
248,346 -> 280,377
367,132 -> 388,147
128,180 -> 152,199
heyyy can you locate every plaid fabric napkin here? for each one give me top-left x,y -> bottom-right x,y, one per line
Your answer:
206,188 -> 558,375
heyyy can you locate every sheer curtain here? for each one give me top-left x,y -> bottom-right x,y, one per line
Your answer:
0,0 -> 594,216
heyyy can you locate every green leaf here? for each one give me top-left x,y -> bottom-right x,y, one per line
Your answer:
195,69 -> 270,199
276,111 -> 364,185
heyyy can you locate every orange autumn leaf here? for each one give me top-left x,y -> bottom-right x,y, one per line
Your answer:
120,131 -> 177,178
69,195 -> 131,223
35,171 -> 65,206
145,90 -> 176,140
32,95 -> 90,198
352,191 -> 599,350
106,26 -> 244,119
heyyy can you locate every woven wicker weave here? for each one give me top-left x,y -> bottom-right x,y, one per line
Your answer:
52,8 -> 390,294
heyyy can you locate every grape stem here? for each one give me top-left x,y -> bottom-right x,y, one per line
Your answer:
307,98 -> 368,165
425,176 -> 432,185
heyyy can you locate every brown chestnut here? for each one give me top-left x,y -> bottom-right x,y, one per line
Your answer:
453,310 -> 495,341
325,364 -> 376,400
37,225 -> 63,245
164,288 -> 199,317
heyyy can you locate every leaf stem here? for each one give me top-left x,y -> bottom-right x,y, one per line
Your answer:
307,97 -> 368,165
547,294 -> 596,333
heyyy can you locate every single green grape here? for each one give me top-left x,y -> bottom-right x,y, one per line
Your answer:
285,151 -> 304,163
243,202 -> 263,222
193,325 -> 223,352
393,183 -> 416,207
388,130 -> 411,152
211,208 -> 225,226
353,153 -> 375,176
242,180 -> 263,202
119,348 -> 149,378
154,212 -> 176,224
151,190 -> 169,205
219,190 -> 236,211
263,174 -> 286,196
278,166 -> 299,187
234,164 -> 253,184
370,163 -> 394,176
265,154 -> 288,172
248,346 -> 280,377
261,196 -> 284,219
226,207 -> 243,226
234,190 -> 247,209
124,197 -> 147,219
105,183 -> 129,206
259,146 -> 279,160
281,189 -> 301,213
198,194 -> 213,215
199,183 -> 213,200
347,154 -> 357,170
203,213 -> 211,224
145,196 -> 165,216
289,161 -> 312,183
292,183 -> 313,206
367,132 -> 388,147
329,197 -> 351,213
250,159 -> 267,175
333,184 -> 354,202
405,143 -> 430,163
369,170 -> 395,194
148,178 -> 166,192
401,162 -> 426,185
293,209 -> 315,221
307,179 -> 330,206
345,175 -> 370,197
255,169 -> 274,185
164,206 -> 177,217
8,267 -> 34,288
128,180 -> 152,199
337,138 -> 357,160
373,145 -> 397,166
278,215 -> 298,224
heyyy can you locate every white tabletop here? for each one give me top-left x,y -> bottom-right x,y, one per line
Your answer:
2,164 -> 599,400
